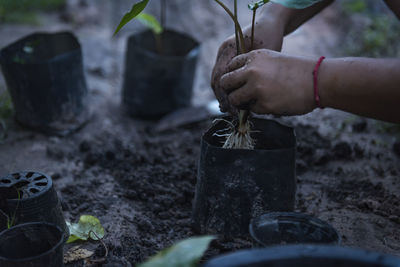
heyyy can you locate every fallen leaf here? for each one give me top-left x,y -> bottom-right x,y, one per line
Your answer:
66,215 -> 105,243
64,245 -> 94,264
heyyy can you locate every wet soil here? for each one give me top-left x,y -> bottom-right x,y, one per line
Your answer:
16,115 -> 397,266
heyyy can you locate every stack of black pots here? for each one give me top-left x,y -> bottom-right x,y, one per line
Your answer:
0,172 -> 67,267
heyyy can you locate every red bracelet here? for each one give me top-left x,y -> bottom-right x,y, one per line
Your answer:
313,56 -> 325,109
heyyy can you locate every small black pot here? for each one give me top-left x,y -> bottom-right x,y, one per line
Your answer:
0,222 -> 64,267
192,118 -> 296,236
203,245 -> 400,267
249,212 -> 340,246
122,29 -> 199,118
0,31 -> 89,136
0,171 -> 69,241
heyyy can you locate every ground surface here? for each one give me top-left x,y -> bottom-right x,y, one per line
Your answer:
0,1 -> 399,266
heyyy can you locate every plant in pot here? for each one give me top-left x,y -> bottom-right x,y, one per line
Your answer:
192,0 -> 335,238
114,0 -> 200,119
192,0 -> 298,237
0,171 -> 69,241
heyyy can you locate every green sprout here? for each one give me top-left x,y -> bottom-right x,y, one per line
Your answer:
7,189 -> 20,229
248,0 -> 270,11
114,0 -> 167,54
0,188 -> 21,229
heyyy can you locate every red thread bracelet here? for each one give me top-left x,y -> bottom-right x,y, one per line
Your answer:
313,56 -> 325,109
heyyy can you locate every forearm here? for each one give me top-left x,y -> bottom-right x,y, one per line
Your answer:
258,0 -> 334,36
319,57 -> 400,123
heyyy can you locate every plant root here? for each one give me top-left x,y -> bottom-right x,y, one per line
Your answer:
213,119 -> 255,150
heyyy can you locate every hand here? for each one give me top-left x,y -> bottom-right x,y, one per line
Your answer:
219,49 -> 317,116
211,11 -> 286,113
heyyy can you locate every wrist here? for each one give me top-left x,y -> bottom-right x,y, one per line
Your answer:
317,58 -> 333,109
258,2 -> 291,35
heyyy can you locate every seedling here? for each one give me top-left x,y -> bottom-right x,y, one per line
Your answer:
114,0 -> 165,54
213,0 -> 269,149
0,188 -> 21,229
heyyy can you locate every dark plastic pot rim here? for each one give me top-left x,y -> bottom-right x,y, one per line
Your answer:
2,48 -> 81,67
203,244 -> 400,267
0,31 -> 81,66
130,29 -> 200,61
2,171 -> 53,202
0,222 -> 64,262
204,117 -> 296,152
249,212 -> 341,246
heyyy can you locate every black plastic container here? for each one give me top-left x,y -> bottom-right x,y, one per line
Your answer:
250,212 -> 340,246
122,29 -> 199,118
203,245 -> 400,267
0,171 -> 69,241
0,222 -> 64,267
192,118 -> 296,236
0,31 -> 89,135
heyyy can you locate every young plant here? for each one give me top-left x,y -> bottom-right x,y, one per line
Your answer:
0,188 -> 21,229
114,0 -> 165,53
215,0 -> 323,149
213,0 -> 269,150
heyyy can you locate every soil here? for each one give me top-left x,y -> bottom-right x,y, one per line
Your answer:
0,0 -> 400,266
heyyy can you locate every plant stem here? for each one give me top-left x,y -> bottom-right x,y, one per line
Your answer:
240,8 -> 258,127
214,0 -> 246,54
251,9 -> 256,50
161,0 -> 166,29
234,0 -> 240,55
8,189 -> 20,228
154,33 -> 163,55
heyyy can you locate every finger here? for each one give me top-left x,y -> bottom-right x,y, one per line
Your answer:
220,66 -> 248,94
226,54 -> 250,72
216,90 -> 229,113
228,83 -> 255,108
211,52 -> 237,90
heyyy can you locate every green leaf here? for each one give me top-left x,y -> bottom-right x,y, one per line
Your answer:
138,236 -> 215,267
136,12 -> 163,35
271,0 -> 324,9
248,0 -> 269,10
66,215 -> 105,244
113,0 -> 150,36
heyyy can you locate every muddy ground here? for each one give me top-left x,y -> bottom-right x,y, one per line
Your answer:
0,0 -> 400,266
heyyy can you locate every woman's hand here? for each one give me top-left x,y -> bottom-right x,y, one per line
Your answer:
211,4 -> 287,113
219,49 -> 317,116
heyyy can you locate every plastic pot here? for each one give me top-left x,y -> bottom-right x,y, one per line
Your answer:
0,222 -> 64,267
192,118 -> 296,236
122,29 -> 199,118
0,171 -> 69,241
0,31 -> 89,136
203,245 -> 400,267
249,212 -> 340,247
